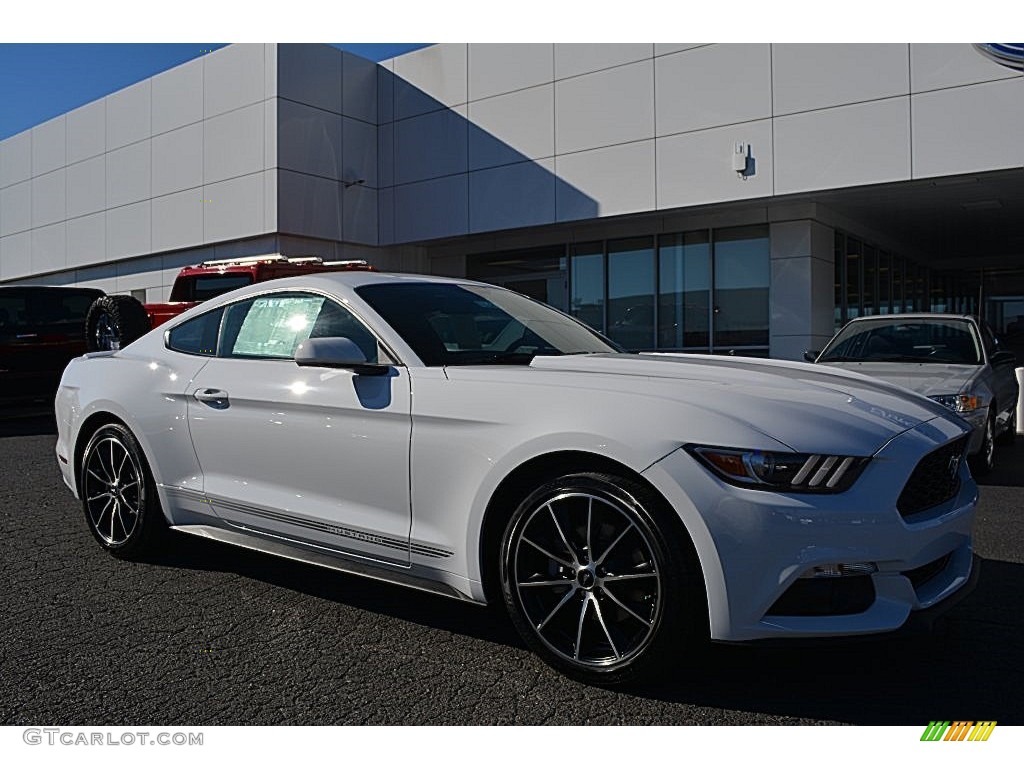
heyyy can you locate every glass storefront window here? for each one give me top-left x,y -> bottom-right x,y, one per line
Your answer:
891,256 -> 904,313
863,245 -> 877,316
713,225 -> 769,349
834,231 -> 845,329
845,238 -> 863,319
658,231 -> 710,349
877,251 -> 891,315
466,245 -> 567,311
570,242 -> 604,334
607,237 -> 655,350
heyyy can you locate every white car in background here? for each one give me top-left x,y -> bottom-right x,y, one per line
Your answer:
55,273 -> 979,684
810,314 -> 1019,476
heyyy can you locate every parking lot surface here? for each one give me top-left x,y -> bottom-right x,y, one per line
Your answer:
1,414 -> 1022,725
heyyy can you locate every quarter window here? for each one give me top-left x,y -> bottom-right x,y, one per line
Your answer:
167,308 -> 224,356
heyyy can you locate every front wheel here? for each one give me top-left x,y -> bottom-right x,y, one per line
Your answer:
995,404 -> 1017,446
499,472 -> 705,685
81,423 -> 166,558
969,413 -> 996,476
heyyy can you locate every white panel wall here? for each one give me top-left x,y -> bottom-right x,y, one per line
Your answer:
66,101 -> 106,164
911,43 -> 1021,92
31,116 -> 66,176
468,85 -> 554,170
555,141 -> 654,221
0,43 -> 278,287
469,159 -> 556,233
656,44 -> 772,135
555,61 -> 654,154
31,170 -> 66,227
555,44 -> 652,79
774,98 -> 912,194
468,44 -> 553,101
772,44 -> 909,115
275,44 -> 380,246
151,57 -> 204,135
911,78 -> 1024,178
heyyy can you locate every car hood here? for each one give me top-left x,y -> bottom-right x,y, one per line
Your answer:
524,353 -> 958,455
817,361 -> 979,397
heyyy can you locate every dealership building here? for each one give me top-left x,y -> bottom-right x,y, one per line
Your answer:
1,43 -> 1022,360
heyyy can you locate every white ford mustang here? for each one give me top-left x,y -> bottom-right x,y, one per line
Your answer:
55,272 -> 979,684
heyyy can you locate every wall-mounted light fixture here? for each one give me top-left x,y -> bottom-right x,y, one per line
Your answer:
732,142 -> 752,180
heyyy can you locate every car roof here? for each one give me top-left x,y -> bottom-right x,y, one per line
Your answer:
205,270 -> 490,295
845,313 -> 976,322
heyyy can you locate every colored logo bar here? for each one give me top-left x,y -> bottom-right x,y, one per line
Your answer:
921,721 -> 997,741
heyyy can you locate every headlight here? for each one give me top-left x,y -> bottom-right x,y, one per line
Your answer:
685,445 -> 869,493
929,394 -> 981,413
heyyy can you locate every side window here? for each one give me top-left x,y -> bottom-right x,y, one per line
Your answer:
167,308 -> 224,356
219,293 -> 385,363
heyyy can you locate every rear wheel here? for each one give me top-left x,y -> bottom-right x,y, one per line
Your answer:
500,472 -> 705,685
85,295 -> 151,352
81,423 -> 166,558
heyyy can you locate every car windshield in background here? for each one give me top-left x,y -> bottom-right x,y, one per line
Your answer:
819,318 -> 982,365
171,274 -> 255,302
356,282 -> 618,365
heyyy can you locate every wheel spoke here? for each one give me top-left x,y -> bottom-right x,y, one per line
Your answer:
596,522 -> 635,565
547,503 -> 578,565
91,496 -> 114,530
591,594 -> 621,659
519,578 -> 573,587
537,586 -> 578,631
521,537 -> 574,569
600,584 -> 653,626
87,468 -> 108,486
573,595 -> 590,660
110,500 -> 117,541
87,491 -> 111,502
601,572 -> 657,582
585,497 -> 593,564
116,448 -> 129,481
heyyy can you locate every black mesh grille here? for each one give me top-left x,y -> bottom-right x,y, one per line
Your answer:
902,553 -> 953,591
897,436 -> 968,518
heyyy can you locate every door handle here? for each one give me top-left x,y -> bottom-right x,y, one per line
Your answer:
193,388 -> 229,407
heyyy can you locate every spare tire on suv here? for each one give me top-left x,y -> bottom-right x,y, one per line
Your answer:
85,295 -> 152,352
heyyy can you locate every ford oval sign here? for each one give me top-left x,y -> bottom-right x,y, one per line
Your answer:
974,43 -> 1024,70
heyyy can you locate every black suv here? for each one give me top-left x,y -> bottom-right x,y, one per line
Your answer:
0,286 -> 105,406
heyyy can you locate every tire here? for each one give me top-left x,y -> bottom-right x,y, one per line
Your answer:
85,295 -> 151,352
968,412 -> 996,477
995,404 -> 1017,446
80,423 -> 166,558
499,472 -> 705,686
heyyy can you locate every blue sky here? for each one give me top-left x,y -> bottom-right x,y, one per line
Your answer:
0,43 -> 429,140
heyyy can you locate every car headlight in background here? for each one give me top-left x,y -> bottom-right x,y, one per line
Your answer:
929,394 -> 983,413
686,446 -> 869,493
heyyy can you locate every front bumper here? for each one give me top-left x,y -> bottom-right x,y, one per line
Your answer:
642,415 -> 978,642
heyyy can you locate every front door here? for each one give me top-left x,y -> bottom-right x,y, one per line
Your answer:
186,291 -> 412,565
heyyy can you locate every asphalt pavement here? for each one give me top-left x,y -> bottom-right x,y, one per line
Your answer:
1,414 -> 1022,725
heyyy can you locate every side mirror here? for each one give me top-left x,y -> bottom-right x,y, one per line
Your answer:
991,350 -> 1017,367
803,350 -> 819,363
294,337 -> 388,376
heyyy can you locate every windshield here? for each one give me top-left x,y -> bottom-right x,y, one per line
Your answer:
355,282 -> 619,365
818,318 -> 982,365
170,274 -> 254,302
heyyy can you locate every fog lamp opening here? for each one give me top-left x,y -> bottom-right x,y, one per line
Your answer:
800,562 -> 878,579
